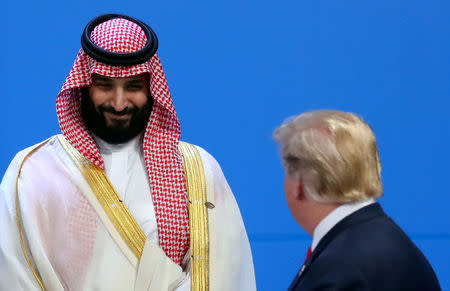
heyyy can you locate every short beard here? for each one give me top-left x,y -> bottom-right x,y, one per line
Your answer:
81,87 -> 153,144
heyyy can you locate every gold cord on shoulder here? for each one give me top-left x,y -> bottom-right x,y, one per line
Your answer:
178,141 -> 210,291
15,139 -> 50,291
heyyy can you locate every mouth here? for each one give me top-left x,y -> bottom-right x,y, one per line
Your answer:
103,111 -> 133,127
104,111 -> 132,120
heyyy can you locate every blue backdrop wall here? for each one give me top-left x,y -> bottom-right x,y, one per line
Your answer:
2,1 -> 449,290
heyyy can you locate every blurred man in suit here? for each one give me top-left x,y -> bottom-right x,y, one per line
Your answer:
273,110 -> 441,291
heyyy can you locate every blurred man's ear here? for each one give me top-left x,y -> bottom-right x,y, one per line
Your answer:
296,176 -> 305,201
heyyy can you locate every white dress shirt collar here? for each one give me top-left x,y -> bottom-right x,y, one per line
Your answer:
311,199 -> 375,251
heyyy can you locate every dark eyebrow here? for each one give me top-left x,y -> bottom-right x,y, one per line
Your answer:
92,75 -> 113,83
126,79 -> 146,85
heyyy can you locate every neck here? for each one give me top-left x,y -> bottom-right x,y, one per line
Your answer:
301,200 -> 341,236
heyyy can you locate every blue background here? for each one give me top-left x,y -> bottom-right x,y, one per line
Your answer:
2,1 -> 449,290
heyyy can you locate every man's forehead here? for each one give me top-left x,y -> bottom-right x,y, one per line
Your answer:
91,73 -> 149,82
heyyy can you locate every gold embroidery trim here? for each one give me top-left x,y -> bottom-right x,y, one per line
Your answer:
15,139 -> 50,291
178,141 -> 209,291
57,134 -> 146,259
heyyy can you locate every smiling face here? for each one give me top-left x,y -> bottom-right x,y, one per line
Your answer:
81,73 -> 153,144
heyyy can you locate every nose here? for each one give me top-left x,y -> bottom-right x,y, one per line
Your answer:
110,87 -> 128,112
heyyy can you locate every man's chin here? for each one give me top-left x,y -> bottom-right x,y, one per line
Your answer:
98,127 -> 139,144
105,118 -> 132,128
105,125 -> 132,134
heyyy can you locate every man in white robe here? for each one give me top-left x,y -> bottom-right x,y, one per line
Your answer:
0,14 -> 256,291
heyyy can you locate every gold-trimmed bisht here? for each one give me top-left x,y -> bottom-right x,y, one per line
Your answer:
57,134 -> 147,259
15,139 -> 50,291
15,135 -> 210,291
178,141 -> 210,291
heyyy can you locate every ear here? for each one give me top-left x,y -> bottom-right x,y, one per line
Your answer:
296,176 -> 305,201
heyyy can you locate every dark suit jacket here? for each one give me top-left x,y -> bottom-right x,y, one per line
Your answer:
288,203 -> 441,291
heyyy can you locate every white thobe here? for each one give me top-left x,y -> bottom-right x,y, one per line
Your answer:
0,135 -> 256,291
94,134 -> 190,290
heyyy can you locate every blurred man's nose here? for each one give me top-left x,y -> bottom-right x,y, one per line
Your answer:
111,87 -> 128,112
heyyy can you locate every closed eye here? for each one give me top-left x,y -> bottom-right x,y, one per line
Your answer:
126,82 -> 146,91
93,82 -> 113,89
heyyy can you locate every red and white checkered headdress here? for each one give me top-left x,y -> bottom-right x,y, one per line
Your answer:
56,17 -> 189,265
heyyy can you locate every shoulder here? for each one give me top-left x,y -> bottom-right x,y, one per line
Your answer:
196,146 -> 222,170
0,136 -> 59,213
307,209 -> 441,289
336,210 -> 425,260
8,142 -> 47,171
179,141 -> 237,203
320,215 -> 413,263
2,136 -> 59,182
179,141 -> 225,175
1,135 -> 69,198
13,135 -> 60,159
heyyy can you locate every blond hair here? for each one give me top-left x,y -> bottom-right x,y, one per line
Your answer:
273,110 -> 383,203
